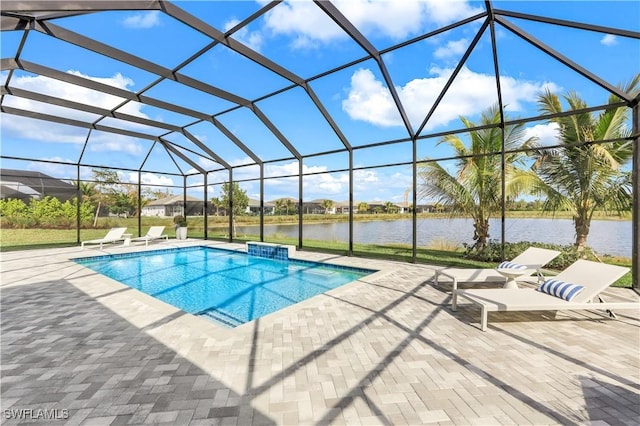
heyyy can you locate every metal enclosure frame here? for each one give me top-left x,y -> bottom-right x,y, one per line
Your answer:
1,1 -> 638,287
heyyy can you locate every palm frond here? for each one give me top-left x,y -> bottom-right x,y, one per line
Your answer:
417,161 -> 475,215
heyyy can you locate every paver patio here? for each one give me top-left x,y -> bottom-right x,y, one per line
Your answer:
1,240 -> 639,425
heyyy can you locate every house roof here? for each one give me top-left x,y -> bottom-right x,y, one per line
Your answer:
248,198 -> 275,208
0,168 -> 76,201
146,195 -> 202,206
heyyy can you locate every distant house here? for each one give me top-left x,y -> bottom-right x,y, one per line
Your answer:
246,198 -> 275,215
366,201 -> 405,214
141,195 -> 204,217
0,168 -> 77,202
335,200 -> 350,214
267,197 -> 298,215
302,199 -> 336,214
414,204 -> 435,213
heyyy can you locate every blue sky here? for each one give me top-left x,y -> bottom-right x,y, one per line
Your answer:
1,0 -> 638,204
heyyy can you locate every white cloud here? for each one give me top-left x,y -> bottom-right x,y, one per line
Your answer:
27,158 -> 77,179
421,0 -> 483,26
226,19 -> 263,51
434,38 -> 469,59
124,172 -> 175,186
173,156 -> 405,202
342,67 -> 561,130
335,0 -> 429,39
600,34 -> 617,46
265,161 -> 326,178
263,0 -> 482,48
230,156 -> 258,167
524,122 -> 560,146
197,157 -> 221,171
88,135 -> 143,155
342,68 -> 403,127
1,115 -> 88,144
354,169 -> 379,185
122,11 -> 161,29
262,1 -> 338,48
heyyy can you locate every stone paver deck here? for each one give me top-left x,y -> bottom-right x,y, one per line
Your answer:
1,240 -> 639,425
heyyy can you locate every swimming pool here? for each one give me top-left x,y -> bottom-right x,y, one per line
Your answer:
75,246 -> 375,327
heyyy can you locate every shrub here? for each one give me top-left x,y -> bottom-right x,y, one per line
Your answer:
75,198 -> 95,227
0,198 -> 34,228
173,215 -> 187,227
0,196 -> 95,229
30,196 -> 67,227
464,240 -> 597,269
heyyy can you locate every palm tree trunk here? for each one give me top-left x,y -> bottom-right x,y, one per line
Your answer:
473,218 -> 490,251
574,215 -> 590,251
93,201 -> 101,228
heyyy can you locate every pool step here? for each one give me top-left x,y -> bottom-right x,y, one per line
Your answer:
197,309 -> 244,328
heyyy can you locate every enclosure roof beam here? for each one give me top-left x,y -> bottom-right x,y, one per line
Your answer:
159,137 -> 206,174
2,86 -> 181,133
162,1 -> 352,151
181,129 -> 231,170
209,118 -> 263,166
36,20 -> 250,107
416,19 -> 490,136
494,9 -> 640,39
0,15 -> 28,31
496,16 -> 631,102
1,105 -> 159,140
0,1 -> 161,13
250,104 -> 301,160
33,20 -> 252,107
160,0 -> 302,86
314,0 -> 415,138
2,59 -> 253,171
4,59 -> 211,121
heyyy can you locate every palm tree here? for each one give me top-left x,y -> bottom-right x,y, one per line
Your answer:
69,180 -> 101,227
418,104 -> 537,251
284,198 -> 295,215
274,198 -> 295,215
71,180 -> 97,201
70,180 -> 103,227
211,197 -> 224,216
384,201 -> 397,214
357,202 -> 368,214
530,75 -> 638,251
274,198 -> 284,215
321,199 -> 334,214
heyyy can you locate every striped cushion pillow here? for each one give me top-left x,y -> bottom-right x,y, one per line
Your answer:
496,261 -> 527,270
537,279 -> 584,301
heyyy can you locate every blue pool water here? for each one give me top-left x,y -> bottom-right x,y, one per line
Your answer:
75,246 -> 374,327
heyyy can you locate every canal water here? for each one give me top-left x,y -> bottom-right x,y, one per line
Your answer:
236,217 -> 632,258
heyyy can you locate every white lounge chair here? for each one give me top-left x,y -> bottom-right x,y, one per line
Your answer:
434,247 -> 562,292
130,226 -> 168,246
81,227 -> 127,249
452,259 -> 638,331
